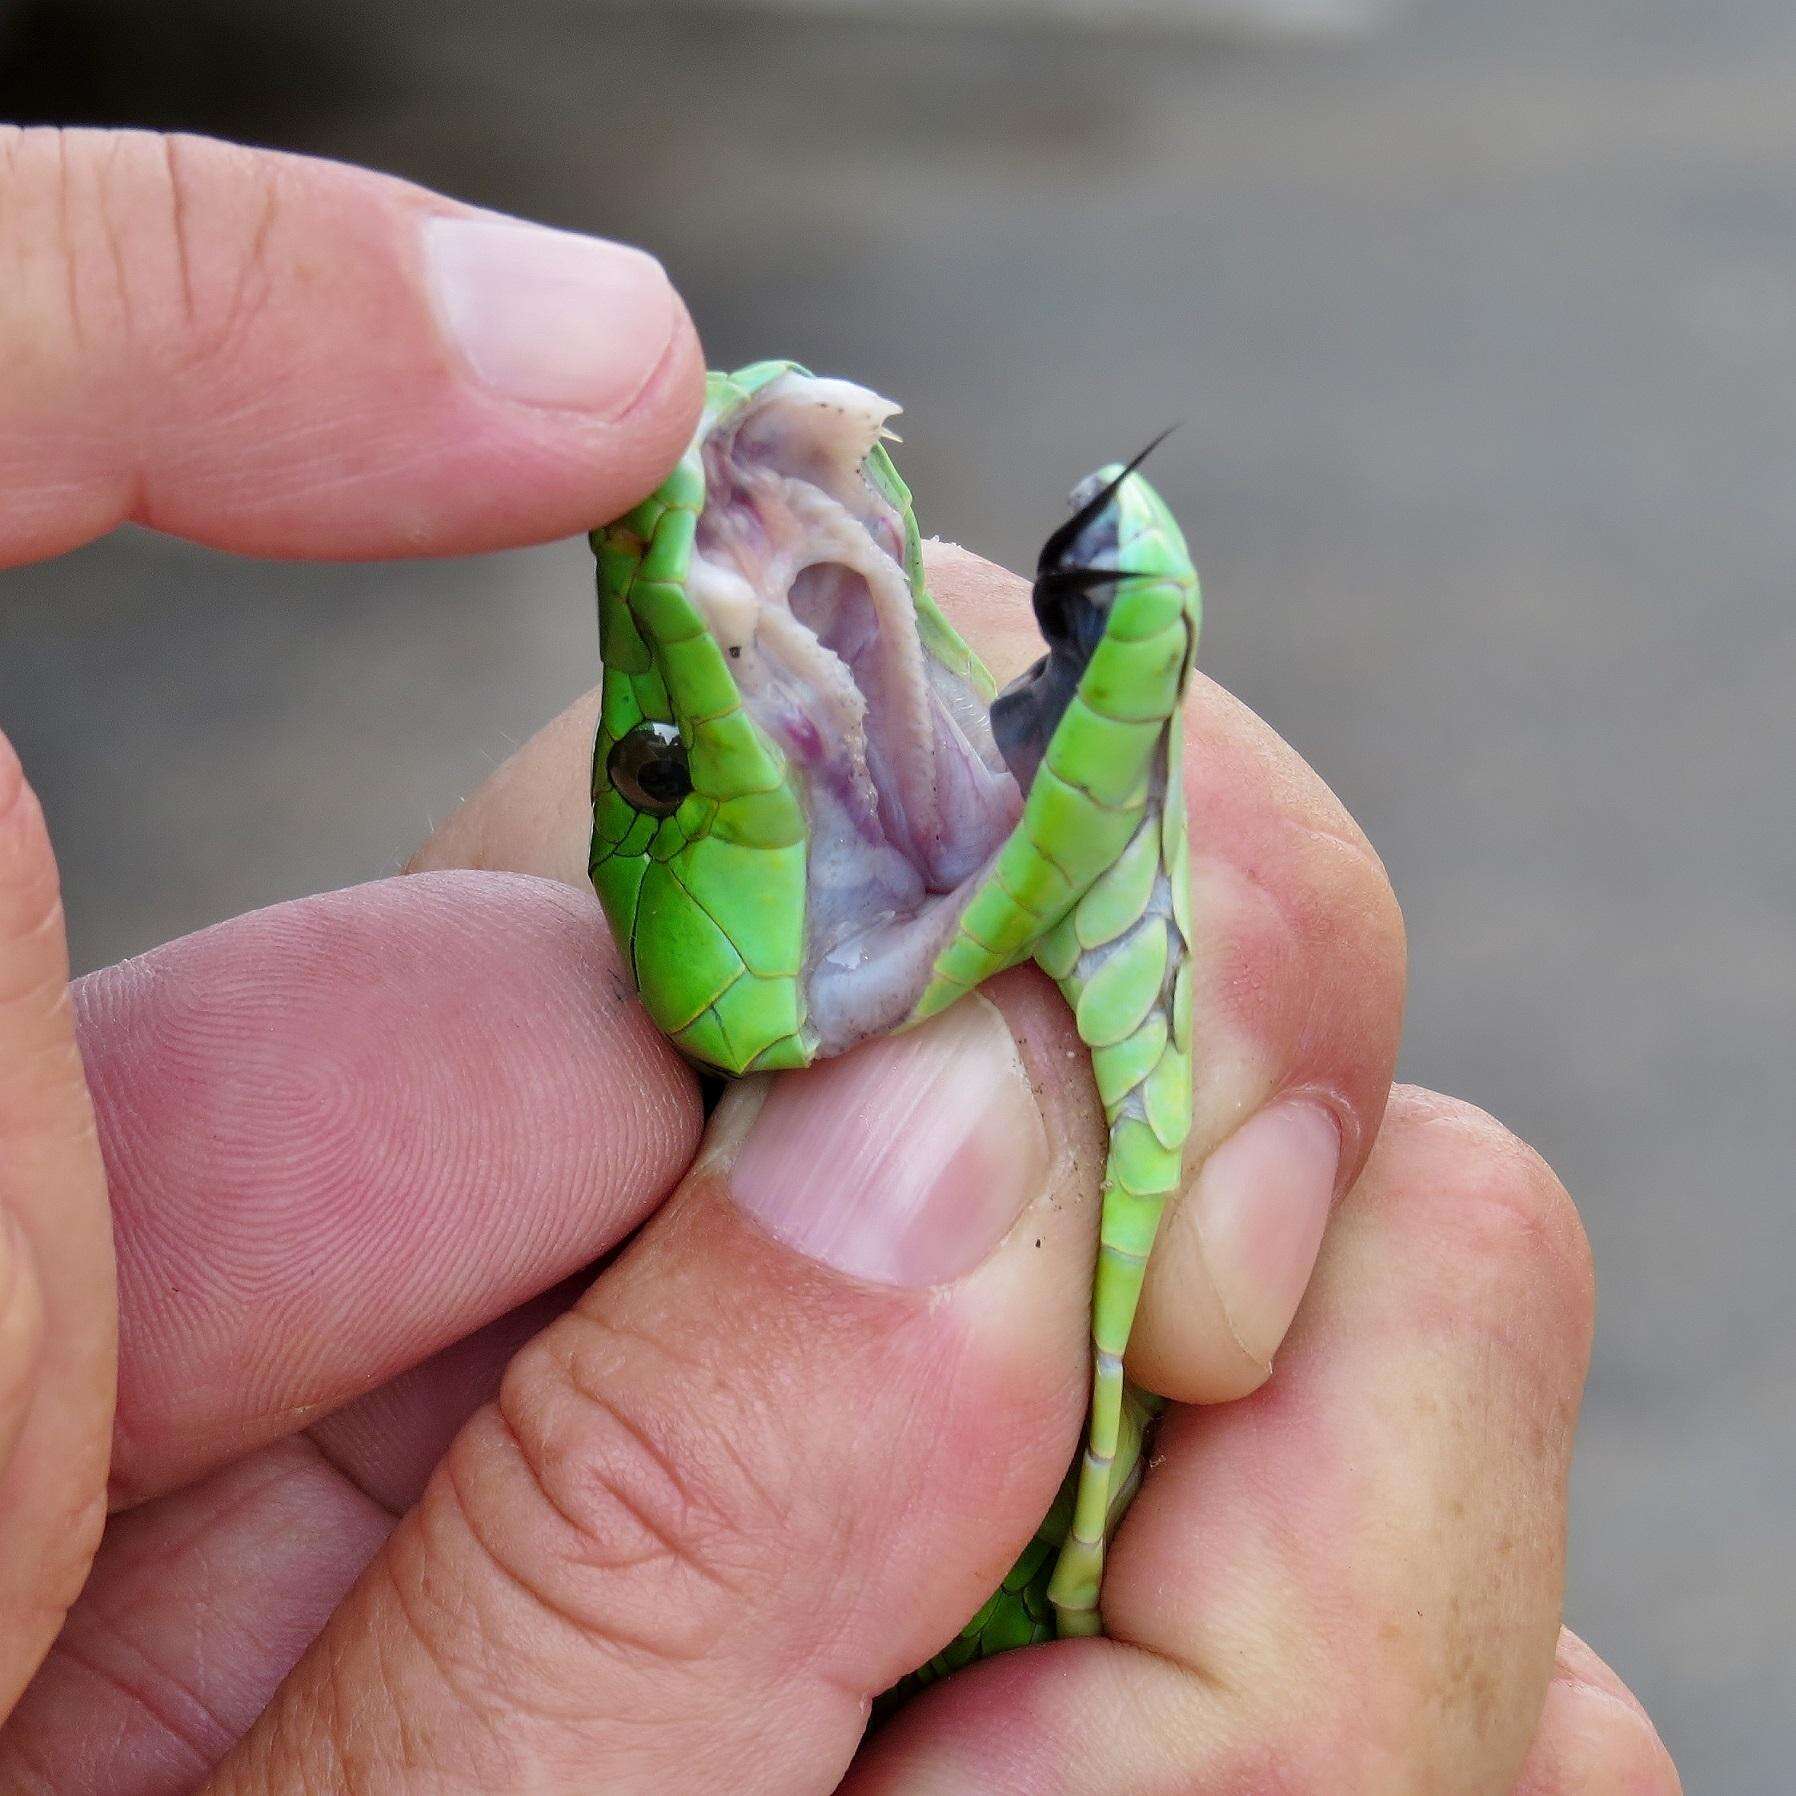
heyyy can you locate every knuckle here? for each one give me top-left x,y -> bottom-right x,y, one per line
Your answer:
0,906 -> 72,1021
30,1611 -> 231,1771
474,1306 -> 783,1667
156,131 -> 283,361
0,125 -> 279,375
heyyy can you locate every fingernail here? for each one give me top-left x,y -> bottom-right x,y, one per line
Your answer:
726,996 -> 1049,1287
1191,1098 -> 1341,1368
424,216 -> 677,414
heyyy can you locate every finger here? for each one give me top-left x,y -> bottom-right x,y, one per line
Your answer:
0,732 -> 115,1711
0,1279 -> 588,1793
1512,1628 -> 1683,1796
0,1439 -> 390,1795
207,978 -> 1116,1795
0,127 -> 704,564
78,869 -> 700,1505
850,1087 -> 1595,1794
410,537 -> 1408,1404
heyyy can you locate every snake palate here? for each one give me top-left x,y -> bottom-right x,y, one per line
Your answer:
681,372 -> 1024,1053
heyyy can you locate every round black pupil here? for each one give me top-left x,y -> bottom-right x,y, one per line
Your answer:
610,724 -> 691,813
637,754 -> 687,803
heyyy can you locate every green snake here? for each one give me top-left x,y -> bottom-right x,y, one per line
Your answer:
588,360 -> 1199,1690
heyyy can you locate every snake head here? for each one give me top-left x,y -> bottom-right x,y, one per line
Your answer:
591,365 -> 1023,1072
590,365 -> 1199,1077
992,434 -> 1194,796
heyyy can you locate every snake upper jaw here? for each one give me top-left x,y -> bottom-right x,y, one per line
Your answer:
682,372 -> 1024,1056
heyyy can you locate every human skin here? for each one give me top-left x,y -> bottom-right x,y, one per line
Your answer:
0,129 -> 1679,1793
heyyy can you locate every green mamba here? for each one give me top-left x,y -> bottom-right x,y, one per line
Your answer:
589,360 -> 1200,1693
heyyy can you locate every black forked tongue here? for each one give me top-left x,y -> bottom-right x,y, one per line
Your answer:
1033,426 -> 1177,580
993,428 -> 1176,794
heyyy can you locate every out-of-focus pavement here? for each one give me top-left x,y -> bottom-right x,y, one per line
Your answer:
4,0 -> 1793,1784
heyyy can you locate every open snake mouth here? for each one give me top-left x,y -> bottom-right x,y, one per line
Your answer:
683,373 -> 1025,1053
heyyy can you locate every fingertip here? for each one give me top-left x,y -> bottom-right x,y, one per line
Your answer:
0,128 -> 708,563
1514,1630 -> 1683,1795
1366,1086 -> 1596,1373
83,870 -> 701,1502
423,217 -> 681,418
306,1274 -> 586,1516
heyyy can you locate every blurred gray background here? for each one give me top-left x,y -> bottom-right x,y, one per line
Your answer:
3,0 -> 1792,1785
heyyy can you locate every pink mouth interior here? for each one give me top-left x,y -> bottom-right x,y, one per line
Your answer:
686,374 -> 1022,1055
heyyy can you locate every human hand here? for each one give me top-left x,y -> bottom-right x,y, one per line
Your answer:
0,129 -> 1677,1793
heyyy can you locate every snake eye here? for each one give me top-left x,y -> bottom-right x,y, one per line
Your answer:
608,721 -> 692,816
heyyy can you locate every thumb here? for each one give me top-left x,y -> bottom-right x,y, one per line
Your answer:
0,127 -> 704,564
205,977 -> 1102,1796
